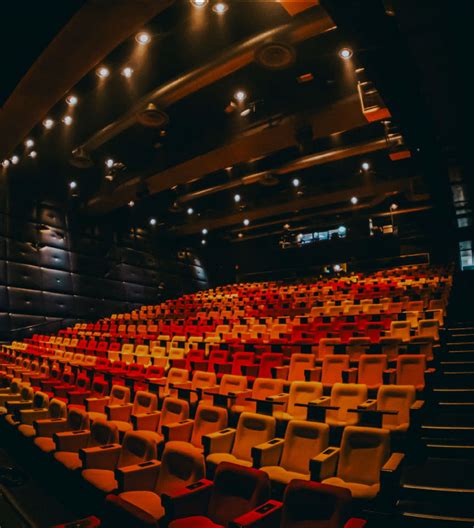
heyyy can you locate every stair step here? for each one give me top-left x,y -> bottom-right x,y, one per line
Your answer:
421,425 -> 474,440
425,443 -> 474,458
401,511 -> 474,526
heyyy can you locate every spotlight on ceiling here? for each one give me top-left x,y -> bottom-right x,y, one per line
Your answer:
296,233 -> 303,242
187,207 -> 194,215
149,217 -> 157,226
2,159 -> 10,168
62,115 -> 73,126
212,2 -> 228,14
66,94 -> 78,106
233,193 -> 241,203
43,118 -> 54,129
128,200 -> 135,208
243,218 -> 250,226
390,203 -> 398,211
96,66 -> 110,79
238,233 -> 243,238
234,90 -> 247,103
361,161 -> 370,171
333,263 -> 342,272
29,151 -> 37,159
69,181 -> 78,190
292,178 -> 300,188
70,147 -> 93,168
105,158 -> 114,168
191,0 -> 208,7
284,223 -> 290,230
137,103 -> 169,128
201,239 -> 207,245
338,47 -> 353,60
121,66 -> 134,78
11,155 -> 19,165
135,31 -> 151,45
350,196 -> 358,205
202,228 -> 208,235
25,138 -> 34,148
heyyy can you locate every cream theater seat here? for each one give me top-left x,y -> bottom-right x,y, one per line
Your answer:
324,383 -> 368,428
87,384 -> 130,423
18,397 -> 67,438
270,381 -> 323,422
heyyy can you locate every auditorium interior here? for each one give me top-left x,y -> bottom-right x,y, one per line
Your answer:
0,1 -> 472,527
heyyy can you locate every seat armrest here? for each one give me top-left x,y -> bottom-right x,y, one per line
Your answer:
252,438 -> 284,468
33,417 -> 68,437
344,519 -> 368,528
358,399 -> 377,411
381,452 -> 405,500
85,396 -> 110,413
19,408 -> 49,425
304,367 -> 322,382
342,368 -> 358,384
228,389 -> 253,407
310,446 -> 340,481
382,452 -> 405,473
271,365 -> 289,380
162,479 -> 214,520
202,427 -> 236,457
79,443 -> 122,470
131,411 -> 161,432
162,419 -> 194,443
54,430 -> 90,452
106,403 -> 133,421
116,459 -> 161,492
170,381 -> 192,391
383,368 -> 396,384
229,500 -> 283,528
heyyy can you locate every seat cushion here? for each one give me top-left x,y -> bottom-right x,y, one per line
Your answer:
169,516 -> 223,528
260,466 -> 309,486
34,436 -> 56,453
18,424 -> 36,437
54,451 -> 82,470
322,477 -> 380,500
206,453 -> 252,468
116,491 -> 165,522
82,469 -> 118,493
109,420 -> 133,435
272,411 -> 292,421
88,412 -> 107,422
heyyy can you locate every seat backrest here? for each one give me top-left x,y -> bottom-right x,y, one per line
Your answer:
358,354 -> 387,386
288,354 -> 315,382
232,412 -> 276,462
118,431 -> 157,467
280,420 -> 329,475
49,399 -> 68,420
135,345 -> 149,356
132,391 -> 158,415
159,397 -> 190,431
68,408 -> 90,431
418,319 -> 439,340
397,354 -> 426,387
231,352 -> 255,375
166,368 -> 189,392
378,385 -> 416,429
20,384 -> 35,402
91,379 -> 109,398
390,321 -> 410,340
7,378 -> 21,394
190,405 -> 228,448
208,462 -> 270,525
155,441 -> 205,494
258,353 -> 283,378
191,371 -> 217,391
287,382 -> 324,418
327,383 -> 368,425
252,378 -> 285,400
109,385 -> 131,406
321,355 -> 350,385
90,418 -> 119,447
219,374 -> 247,395
337,426 -> 390,486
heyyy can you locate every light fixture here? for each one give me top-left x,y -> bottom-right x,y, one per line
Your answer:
25,138 -> 34,148
149,217 -> 157,226
105,173 -> 114,182
284,223 -> 290,230
292,178 -> 300,188
2,159 -> 10,168
11,155 -> 19,165
238,233 -> 243,238
234,193 -> 241,203
212,2 -> 228,14
43,118 -> 54,129
333,264 -> 342,272
29,151 -> 37,159
135,31 -> 151,45
69,181 -> 77,190
128,200 -> 135,207
361,161 -> 370,171
240,108 -> 251,117
201,239 -> 207,245
96,66 -> 110,79
105,158 -> 114,168
243,218 -> 250,226
339,47 -> 353,60
66,94 -> 78,106
187,207 -> 194,215
202,228 -> 208,235
121,66 -> 134,78
390,203 -> 398,211
62,115 -> 73,126
296,233 -> 303,242
191,0 -> 208,7
350,196 -> 358,205
234,90 -> 247,103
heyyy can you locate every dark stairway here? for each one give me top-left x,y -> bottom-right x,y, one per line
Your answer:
398,322 -> 474,526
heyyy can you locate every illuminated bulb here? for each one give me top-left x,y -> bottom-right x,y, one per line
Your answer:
283,223 -> 290,230
234,193 -> 241,203
62,115 -> 73,126
191,0 -> 208,7
149,218 -> 157,226
11,155 -> 19,165
240,108 -> 251,117
361,161 -> 370,171
66,95 -> 78,106
390,203 -> 398,211
69,181 -> 77,189
29,151 -> 37,159
96,66 -> 110,79
350,196 -> 358,205
105,158 -> 114,168
334,264 -> 342,272
121,66 -> 134,78
135,32 -> 151,45
296,233 -> 303,242
43,118 -> 54,129
339,47 -> 353,60
105,173 -> 114,182
128,200 -> 135,207
25,139 -> 34,148
234,90 -> 247,103
202,228 -> 208,235
2,159 -> 10,168
238,233 -> 243,238
212,2 -> 228,14
187,207 -> 194,215
201,239 -> 207,245
243,218 -> 250,226
292,178 -> 300,188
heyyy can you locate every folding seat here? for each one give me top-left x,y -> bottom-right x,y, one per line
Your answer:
105,441 -> 205,525
41,370 -> 76,398
314,383 -> 368,428
134,345 -> 150,366
273,353 -> 315,383
204,412 -> 276,474
151,367 -> 189,399
33,407 -> 90,453
308,355 -> 350,391
345,355 -> 387,391
171,370 -> 217,406
216,352 -> 255,378
407,300 -> 424,313
312,426 -> 403,500
386,355 -> 434,392
253,420 -> 329,489
80,430 -> 158,494
87,384 -> 130,422
417,319 -> 439,341
232,378 -> 285,414
346,338 -> 371,361
0,379 -> 26,414
318,338 -> 342,359
18,397 -> 67,438
379,337 -> 402,362
57,372 -> 90,401
267,381 -> 322,423
203,374 -> 249,408
390,321 -> 411,342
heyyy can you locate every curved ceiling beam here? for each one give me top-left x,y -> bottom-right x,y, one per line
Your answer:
0,0 -> 174,160
77,7 -> 336,153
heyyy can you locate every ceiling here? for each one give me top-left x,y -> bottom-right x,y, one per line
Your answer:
2,0 -> 463,248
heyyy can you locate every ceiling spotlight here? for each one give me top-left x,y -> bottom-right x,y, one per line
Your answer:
361,161 -> 370,171
2,159 -> 10,168
213,2 -> 228,14
243,218 -> 250,226
238,233 -> 244,239
149,218 -> 157,226
201,239 -> 207,245
333,264 -> 342,272
105,173 -> 114,182
350,196 -> 358,205
135,31 -> 151,45
339,47 -> 353,60
11,155 -> 19,165
96,66 -> 110,79
296,233 -> 303,242
390,203 -> 398,211
105,158 -> 114,168
69,181 -> 77,190
128,200 -> 135,207
234,193 -> 241,203
240,108 -> 251,117
43,118 -> 54,129
25,138 -> 34,148
292,178 -> 300,188
29,151 -> 37,159
187,207 -> 194,215
234,90 -> 247,103
66,94 -> 78,106
202,228 -> 208,235
62,115 -> 73,126
121,66 -> 134,78
191,0 -> 208,7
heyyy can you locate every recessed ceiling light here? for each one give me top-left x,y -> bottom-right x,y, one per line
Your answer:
135,31 -> 151,45
105,158 -> 114,168
96,66 -> 110,79
149,217 -> 157,226
43,118 -> 54,129
187,207 -> 194,215
334,264 -> 342,272
361,161 -> 370,171
339,47 -> 353,60
2,159 -> 10,168
128,200 -> 135,207
29,151 -> 37,159
296,233 -> 303,242
11,155 -> 19,165
121,66 -> 134,78
284,223 -> 290,230
390,203 -> 398,211
62,115 -> 73,126
292,178 -> 300,188
240,108 -> 251,117
234,193 -> 241,203
201,239 -> 207,245
243,218 -> 250,226
66,95 -> 78,106
350,196 -> 358,205
234,90 -> 247,103
212,2 -> 228,14
25,139 -> 34,148
191,0 -> 208,7
202,228 -> 208,235
238,232 -> 243,238
69,181 -> 77,189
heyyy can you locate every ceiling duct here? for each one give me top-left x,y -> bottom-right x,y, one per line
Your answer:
137,103 -> 169,128
255,41 -> 296,70
69,147 -> 94,168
